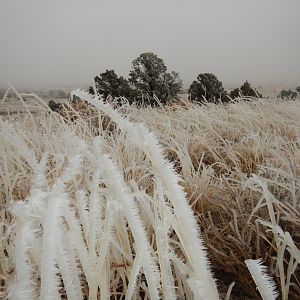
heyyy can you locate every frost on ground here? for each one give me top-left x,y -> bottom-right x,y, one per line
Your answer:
0,89 -> 299,299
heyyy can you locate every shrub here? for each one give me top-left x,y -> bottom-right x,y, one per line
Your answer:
48,100 -> 62,112
88,70 -> 135,102
278,89 -> 297,99
188,73 -> 228,103
230,81 -> 262,98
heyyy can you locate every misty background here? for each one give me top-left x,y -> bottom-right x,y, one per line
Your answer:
0,0 -> 299,89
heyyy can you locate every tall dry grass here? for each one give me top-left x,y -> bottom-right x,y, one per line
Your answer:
1,90 -> 219,300
0,89 -> 299,299
128,97 -> 300,299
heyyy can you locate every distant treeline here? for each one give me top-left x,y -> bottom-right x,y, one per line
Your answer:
85,52 -> 299,106
0,88 -> 70,101
1,52 -> 299,107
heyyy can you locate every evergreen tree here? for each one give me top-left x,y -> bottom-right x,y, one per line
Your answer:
189,73 -> 227,103
88,70 -> 135,102
230,81 -> 262,99
129,52 -> 182,105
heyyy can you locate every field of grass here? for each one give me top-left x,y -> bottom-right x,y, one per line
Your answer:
0,89 -> 299,299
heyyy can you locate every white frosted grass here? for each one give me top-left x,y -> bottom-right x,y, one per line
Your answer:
2,119 -> 87,299
57,232 -> 83,300
40,191 -> 64,300
245,259 -> 279,300
8,219 -> 37,300
40,133 -> 85,300
258,220 -> 300,300
2,122 -> 47,300
4,88 -> 299,299
125,252 -> 141,300
245,174 -> 300,299
4,87 -> 217,298
155,179 -> 176,300
73,89 -> 220,299
93,138 -> 161,300
75,190 -> 89,243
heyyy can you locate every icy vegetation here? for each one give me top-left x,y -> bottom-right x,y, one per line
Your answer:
0,89 -> 299,299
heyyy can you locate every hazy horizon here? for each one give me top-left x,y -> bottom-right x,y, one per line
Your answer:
1,0 -> 300,89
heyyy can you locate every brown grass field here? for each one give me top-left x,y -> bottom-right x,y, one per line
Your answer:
0,89 -> 299,299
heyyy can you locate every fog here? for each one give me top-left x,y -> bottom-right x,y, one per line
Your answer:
0,0 -> 299,89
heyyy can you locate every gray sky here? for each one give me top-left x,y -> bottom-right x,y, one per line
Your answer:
0,0 -> 300,89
